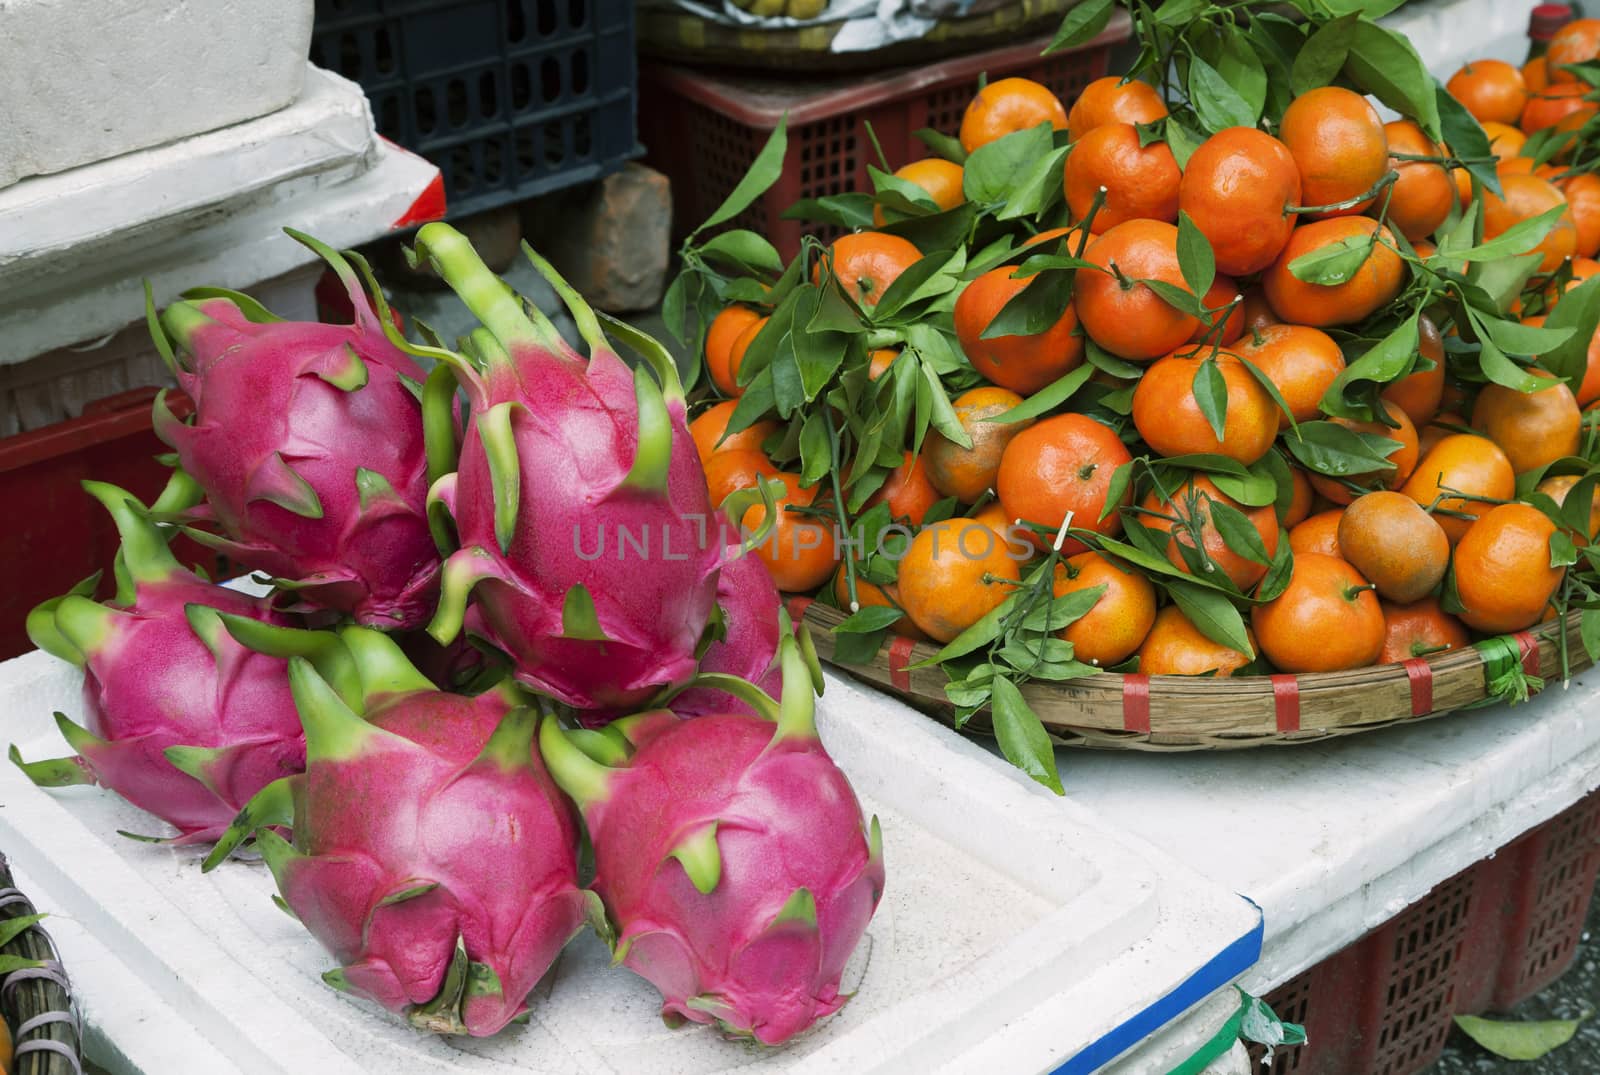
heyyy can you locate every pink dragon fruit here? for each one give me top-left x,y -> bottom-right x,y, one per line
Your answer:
204,624 -> 590,1037
540,627 -> 884,1045
669,547 -> 783,718
147,229 -> 442,628
12,478 -> 305,844
406,223 -> 721,712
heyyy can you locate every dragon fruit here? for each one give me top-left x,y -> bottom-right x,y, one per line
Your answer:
540,626 -> 884,1044
12,478 -> 305,844
204,624 -> 590,1037
406,223 -> 721,712
669,547 -> 783,718
147,229 -> 442,628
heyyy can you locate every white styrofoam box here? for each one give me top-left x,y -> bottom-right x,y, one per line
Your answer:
0,653 -> 1259,1075
0,72 -> 438,364
0,264 -> 319,436
1036,667 -> 1600,993
0,0 -> 312,190
1376,0 -> 1538,110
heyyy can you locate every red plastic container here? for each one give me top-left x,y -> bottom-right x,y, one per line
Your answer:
0,388 -> 225,660
1252,789 -> 1600,1074
637,14 -> 1130,261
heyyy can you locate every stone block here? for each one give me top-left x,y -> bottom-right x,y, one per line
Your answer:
523,164 -> 673,314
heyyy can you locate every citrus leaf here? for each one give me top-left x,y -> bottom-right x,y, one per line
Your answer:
980,269 -> 1075,338
1436,85 -> 1501,196
698,118 -> 788,235
1292,13 -> 1358,96
1189,54 -> 1258,133
1210,33 -> 1268,126
699,230 -> 784,275
1453,1014 -> 1584,1062
834,606 -> 908,634
989,675 -> 1064,795
1045,0 -> 1114,54
1543,274 -> 1600,388
1342,21 -> 1439,138
1142,278 -> 1206,318
868,165 -> 941,218
1167,579 -> 1254,656
1321,312 -> 1420,418
964,124 -> 1055,208
1209,499 -> 1272,565
1449,205 -> 1566,262
781,193 -> 876,230
1284,421 -> 1399,476
987,363 -> 1095,425
996,145 -> 1071,222
914,127 -> 967,164
1288,232 -> 1373,285
1193,357 -> 1230,443
832,628 -> 888,665
1176,210 -> 1216,298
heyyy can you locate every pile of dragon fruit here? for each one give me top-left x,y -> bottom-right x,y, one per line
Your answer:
11,224 -> 885,1044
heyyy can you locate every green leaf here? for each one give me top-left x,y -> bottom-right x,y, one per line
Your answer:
1436,84 -> 1501,196
871,249 -> 961,322
1165,118 -> 1204,169
1085,339 -> 1145,380
881,202 -> 980,255
1292,14 -> 1358,96
1322,312 -> 1420,417
1342,21 -> 1440,139
1284,421 -> 1400,477
996,145 -> 1072,221
964,124 -> 1055,208
1167,580 -> 1254,657
1289,231 -> 1373,285
1468,308 -> 1547,392
835,606 -> 908,634
1142,278 -> 1206,318
1189,54 -> 1258,133
1193,357 -> 1230,443
1542,274 -> 1600,388
920,358 -> 970,447
980,269 -> 1075,339
832,627 -> 889,665
1045,0 -> 1114,54
799,412 -> 832,486
1582,607 -> 1600,664
1154,0 -> 1207,26
868,165 -> 941,218
1176,211 -> 1216,299
914,127 -> 968,164
987,363 -> 1095,425
1256,538 -> 1296,602
1209,32 -> 1268,126
1209,499 -> 1272,565
0,913 -> 48,949
782,193 -> 877,231
697,118 -> 787,235
989,675 -> 1064,795
699,230 -> 783,276
1451,205 -> 1566,262
1453,1015 -> 1584,1062
1475,314 -> 1573,356
662,273 -> 691,346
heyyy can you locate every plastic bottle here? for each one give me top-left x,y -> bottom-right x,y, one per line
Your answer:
1528,3 -> 1577,60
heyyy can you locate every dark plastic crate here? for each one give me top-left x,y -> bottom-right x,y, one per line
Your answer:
310,0 -> 641,219
1249,789 -> 1600,1075
637,14 -> 1129,262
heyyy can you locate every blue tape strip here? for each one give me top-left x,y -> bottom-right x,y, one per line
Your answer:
1048,899 -> 1265,1075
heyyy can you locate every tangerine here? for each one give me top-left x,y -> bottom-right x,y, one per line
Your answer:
873,158 -> 965,225
1547,18 -> 1600,80
1279,87 -> 1389,217
1232,323 -> 1345,429
1400,433 -> 1516,543
1379,596 -> 1471,664
1482,174 -> 1578,273
1053,551 -> 1158,667
996,413 -> 1133,553
865,450 -> 942,528
1263,217 -> 1406,327
1559,173 -> 1600,258
1131,349 -> 1279,465
1520,82 -> 1598,134
1289,508 -> 1345,558
689,401 -> 779,464
1139,473 -> 1281,591
1453,503 -> 1564,632
961,77 -> 1068,153
816,232 -> 923,308
1471,371 -> 1582,473
1252,553 -> 1385,671
1382,120 -> 1455,241
741,473 -> 838,593
1337,490 -> 1451,602
705,306 -> 764,397
1177,127 -> 1301,276
896,518 -> 1022,642
1536,473 -> 1600,540
924,386 -> 1030,503
1066,76 -> 1168,142
1137,605 -> 1256,676
953,266 -> 1085,394
704,448 -> 779,509
1063,122 -> 1181,229
1076,220 -> 1204,360
1307,401 -> 1420,504
1445,59 -> 1530,125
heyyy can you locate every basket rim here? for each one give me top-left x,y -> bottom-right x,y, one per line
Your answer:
0,854 -> 83,1075
792,597 -> 1590,749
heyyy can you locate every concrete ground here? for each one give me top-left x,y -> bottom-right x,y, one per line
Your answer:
1426,882 -> 1600,1073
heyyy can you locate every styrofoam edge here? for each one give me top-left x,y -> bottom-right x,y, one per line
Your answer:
1243,736 -> 1600,991
0,136 -> 441,365
812,672 -> 1262,1073
1101,989 -> 1243,1075
1,858 -> 245,1075
0,762 -> 365,1075
0,66 -> 372,269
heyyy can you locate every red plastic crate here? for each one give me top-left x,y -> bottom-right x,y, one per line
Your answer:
1250,789 -> 1600,1075
0,388 -> 225,661
637,14 -> 1130,262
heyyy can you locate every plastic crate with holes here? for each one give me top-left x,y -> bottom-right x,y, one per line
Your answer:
309,0 -> 640,218
636,13 -> 1130,262
1248,789 -> 1600,1075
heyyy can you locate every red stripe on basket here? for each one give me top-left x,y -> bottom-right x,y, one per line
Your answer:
888,636 -> 916,692
1270,674 -> 1301,733
785,596 -> 815,624
1402,658 -> 1434,716
1122,674 -> 1151,734
1513,631 -> 1540,676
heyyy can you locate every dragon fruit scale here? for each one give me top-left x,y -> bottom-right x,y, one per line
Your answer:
540,627 -> 885,1045
147,229 -> 441,628
204,624 -> 590,1037
12,478 -> 306,844
407,223 -> 721,712
667,546 -> 784,719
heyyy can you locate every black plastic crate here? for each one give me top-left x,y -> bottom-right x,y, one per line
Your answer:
311,0 -> 640,218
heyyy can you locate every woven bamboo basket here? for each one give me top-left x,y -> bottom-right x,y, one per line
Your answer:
0,854 -> 82,1075
788,598 -> 1592,750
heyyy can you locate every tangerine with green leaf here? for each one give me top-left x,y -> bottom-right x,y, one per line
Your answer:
1053,551 -> 1157,667
924,386 -> 1030,504
1131,349 -> 1278,465
896,518 -> 1021,643
1252,552 -> 1385,672
996,412 -> 1132,553
1138,472 -> 1281,592
953,266 -> 1085,394
1263,216 -> 1405,328
1177,127 -> 1302,276
1453,503 -> 1564,633
1075,219 -> 1204,361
